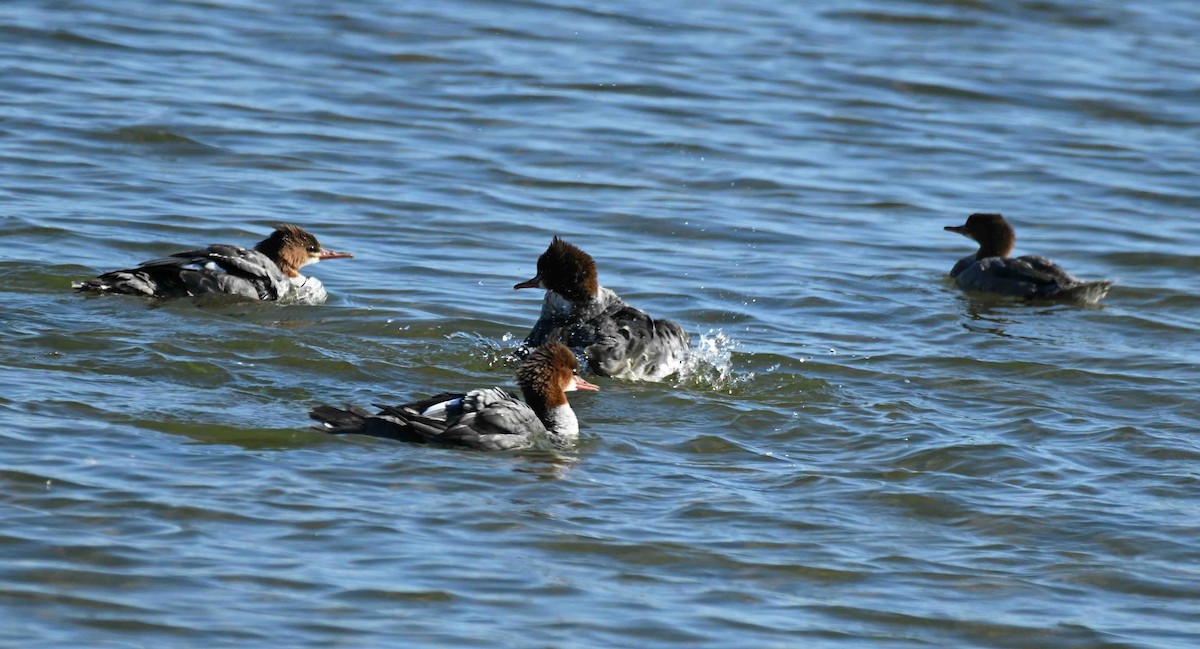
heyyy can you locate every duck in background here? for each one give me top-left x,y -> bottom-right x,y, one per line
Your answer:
944,213 -> 1112,303
310,342 -> 598,451
74,223 -> 352,304
514,237 -> 690,381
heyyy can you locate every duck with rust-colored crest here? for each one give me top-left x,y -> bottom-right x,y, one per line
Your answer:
310,342 -> 599,451
514,237 -> 690,381
74,223 -> 352,304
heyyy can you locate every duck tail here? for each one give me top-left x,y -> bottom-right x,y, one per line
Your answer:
1058,280 -> 1114,304
73,271 -> 158,296
309,404 -> 373,434
309,404 -> 426,443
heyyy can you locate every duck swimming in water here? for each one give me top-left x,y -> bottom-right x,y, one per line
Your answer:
944,213 -> 1112,303
514,237 -> 690,381
310,342 -> 598,451
74,224 -> 352,304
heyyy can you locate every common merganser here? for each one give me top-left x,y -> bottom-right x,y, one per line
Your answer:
945,213 -> 1113,302
73,223 -> 352,305
514,237 -> 690,381
310,342 -> 598,451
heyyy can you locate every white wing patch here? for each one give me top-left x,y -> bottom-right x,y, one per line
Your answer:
180,260 -> 224,273
421,397 -> 463,418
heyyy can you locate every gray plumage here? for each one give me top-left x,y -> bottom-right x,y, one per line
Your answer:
525,288 -> 690,381
74,224 -> 349,305
515,238 -> 690,381
310,341 -> 595,452
950,253 -> 1111,301
75,244 -> 292,301
311,388 -> 567,451
945,213 -> 1112,303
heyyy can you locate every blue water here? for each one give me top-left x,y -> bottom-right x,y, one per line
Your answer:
2,1 -> 1199,647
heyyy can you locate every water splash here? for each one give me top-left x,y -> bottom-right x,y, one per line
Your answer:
446,329 -> 753,392
673,329 -> 754,393
445,331 -> 519,369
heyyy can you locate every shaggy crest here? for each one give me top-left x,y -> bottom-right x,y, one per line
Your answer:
255,223 -> 323,276
516,341 -> 580,412
538,237 -> 599,302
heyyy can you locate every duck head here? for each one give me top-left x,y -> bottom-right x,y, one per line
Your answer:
514,237 -> 599,303
516,341 -> 599,413
255,224 -> 353,277
944,213 -> 1016,260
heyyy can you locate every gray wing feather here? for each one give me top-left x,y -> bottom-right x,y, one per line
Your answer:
426,389 -> 545,449
314,388 -> 545,451
308,404 -> 425,443
955,255 -> 1082,298
523,289 -> 690,381
584,304 -> 690,381
178,270 -> 262,299
78,244 -> 289,300
170,245 -> 289,299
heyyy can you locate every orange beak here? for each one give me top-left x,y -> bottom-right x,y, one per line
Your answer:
574,376 -> 600,391
514,274 -> 541,290
318,249 -> 353,260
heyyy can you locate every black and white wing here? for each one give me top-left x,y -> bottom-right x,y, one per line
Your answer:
76,244 -> 289,300
158,245 -> 290,299
311,388 -> 545,451
583,303 -> 690,381
308,403 -> 426,443
406,388 -> 546,451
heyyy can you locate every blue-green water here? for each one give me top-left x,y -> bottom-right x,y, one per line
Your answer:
2,1 -> 1199,647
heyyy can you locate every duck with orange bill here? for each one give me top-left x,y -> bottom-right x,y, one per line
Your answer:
74,223 -> 352,304
310,342 -> 598,451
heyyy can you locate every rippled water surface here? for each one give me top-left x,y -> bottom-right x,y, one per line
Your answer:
3,1 -> 1199,647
